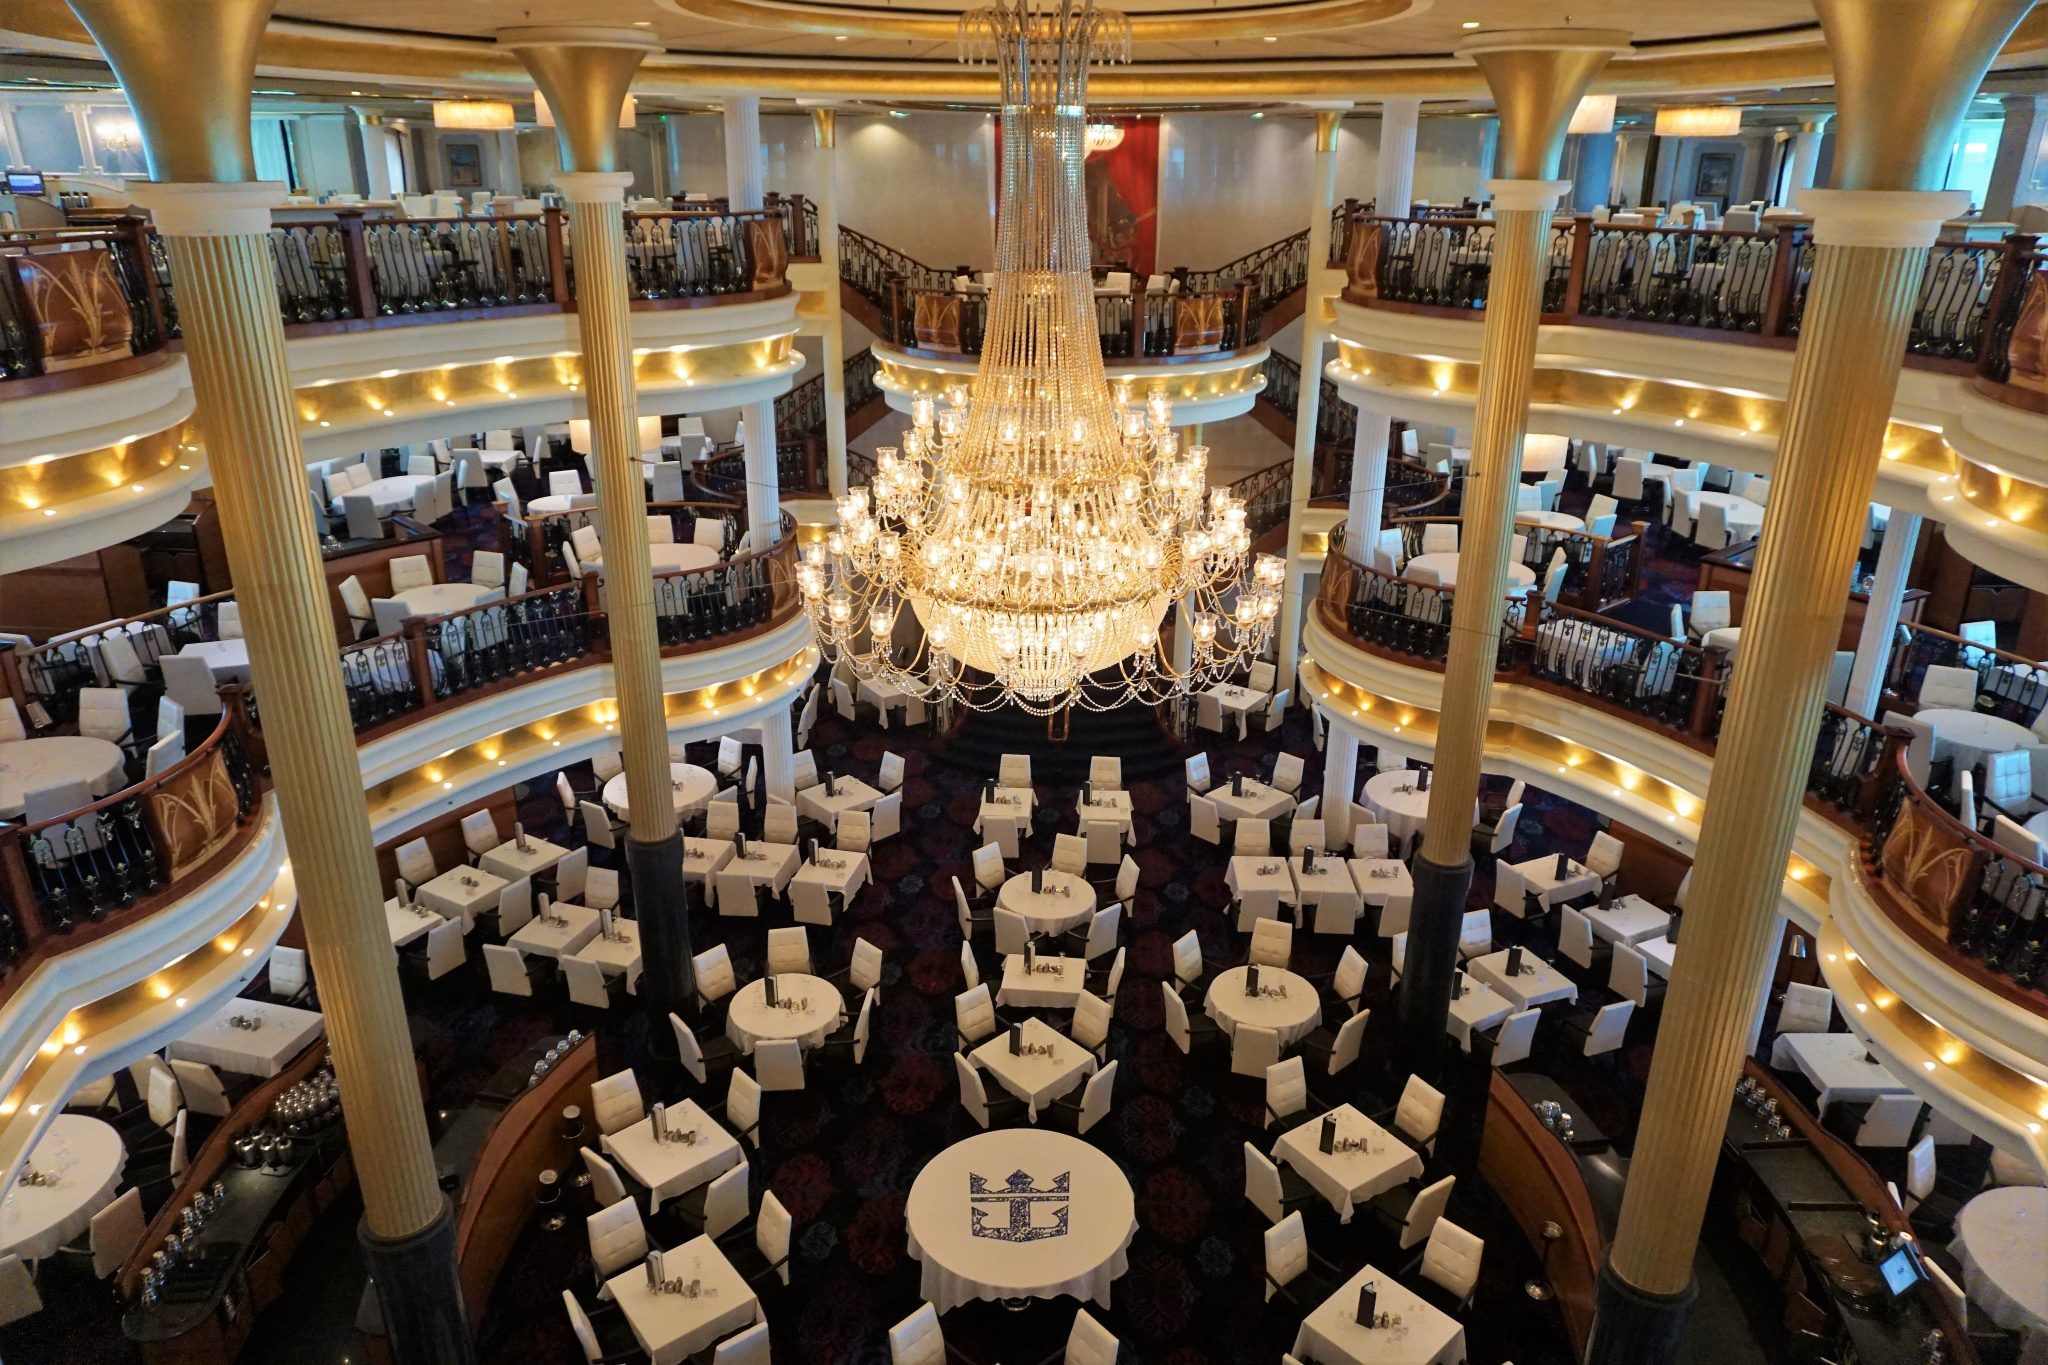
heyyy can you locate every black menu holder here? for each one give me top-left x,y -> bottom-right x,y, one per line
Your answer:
1319,1114 -> 1336,1153
736,832 -> 749,858
1031,868 -> 1043,894
1556,852 -> 1570,879
1599,878 -> 1616,911
1232,774 -> 1244,797
1357,1284 -> 1378,1326
1246,965 -> 1260,996
1082,780 -> 1092,805
1009,1023 -> 1022,1055
1303,847 -> 1316,873
1507,945 -> 1525,976
1418,766 -> 1431,791
984,782 -> 995,804
1451,969 -> 1464,999
825,772 -> 838,797
764,975 -> 778,1006
1667,910 -> 1681,945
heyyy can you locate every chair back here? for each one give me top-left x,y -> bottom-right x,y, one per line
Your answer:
1457,908 -> 1493,957
1422,1218 -> 1485,1303
1263,1212 -> 1309,1298
1065,1307 -> 1119,1365
590,1068 -> 645,1136
1905,1134 -> 1938,1202
999,753 -> 1032,787
1288,819 -> 1326,855
1856,1093 -> 1925,1148
0,1255 -> 39,1326
1089,755 -> 1122,790
728,1068 -> 762,1145
1494,1009 -> 1540,1067
694,944 -> 738,1003
585,1196 -> 648,1282
1189,794 -> 1222,844
1085,904 -> 1122,960
1584,999 -> 1634,1055
972,843 -> 1006,891
1260,1051 -> 1304,1112
1395,1073 -> 1445,1146
953,1051 -> 996,1127
1609,943 -> 1653,1006
1779,982 -> 1834,1033
1159,980 -> 1196,1052
168,1059 -> 232,1118
766,925 -> 812,975
838,809 -> 872,852
1402,1173 -> 1457,1250
714,868 -> 760,918
89,1186 -> 146,1279
269,946 -> 309,1000
755,1038 -> 806,1092
394,837 -> 437,886
147,1064 -> 182,1129
1185,752 -> 1212,791
580,1146 -> 628,1206
1329,1010 -> 1370,1075
1244,1142 -> 1287,1222
1234,818 -> 1272,856
955,984 -> 997,1046
461,809 -> 500,856
1249,918 -> 1292,968
715,1321 -> 773,1364
482,944 -> 534,996
889,1303 -> 946,1365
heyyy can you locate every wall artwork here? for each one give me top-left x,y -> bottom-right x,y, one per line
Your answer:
445,140 -> 484,189
1692,151 -> 1736,204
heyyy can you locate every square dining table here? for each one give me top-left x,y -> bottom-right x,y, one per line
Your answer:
599,1101 -> 742,1211
602,1235 -> 760,1365
167,999 -> 326,1078
477,835 -> 568,881
414,865 -> 507,929
970,1017 -> 1097,1117
1583,894 -> 1671,946
797,776 -> 884,830
1272,1105 -> 1423,1223
1466,949 -> 1579,1010
1444,976 -> 1514,1051
570,920 -> 642,991
383,896 -> 447,948
508,902 -> 600,960
997,953 -> 1088,1010
1294,1262 -> 1468,1365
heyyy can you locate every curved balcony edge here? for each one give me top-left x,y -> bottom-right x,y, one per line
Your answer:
1322,300 -> 2048,594
869,341 -> 1269,428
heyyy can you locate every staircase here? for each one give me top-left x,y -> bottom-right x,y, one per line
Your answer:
936,697 -> 1185,786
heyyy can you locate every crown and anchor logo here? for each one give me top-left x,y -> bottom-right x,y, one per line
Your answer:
968,1169 -> 1072,1243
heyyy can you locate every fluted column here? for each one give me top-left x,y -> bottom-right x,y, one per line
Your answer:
724,97 -> 764,210
1590,4 -> 2031,1358
1396,28 -> 1628,1079
1845,509 -> 1921,718
741,399 -> 782,550
1275,107 -> 1348,699
63,3 -> 469,1358
1322,727 -> 1361,848
811,108 -> 850,498
1785,115 -> 1831,209
1343,409 -> 1390,565
1376,97 -> 1420,216
502,27 -> 696,1024
759,708 -> 796,803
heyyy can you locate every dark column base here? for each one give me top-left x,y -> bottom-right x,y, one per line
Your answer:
627,833 -> 692,1037
1395,852 -> 1472,1083
360,1197 -> 474,1365
1585,1257 -> 1696,1365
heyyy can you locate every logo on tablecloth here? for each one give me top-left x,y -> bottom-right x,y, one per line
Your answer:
968,1169 -> 1071,1242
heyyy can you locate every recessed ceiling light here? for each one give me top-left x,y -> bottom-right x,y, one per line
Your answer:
1462,20 -> 1481,28
350,90 -> 364,96
633,19 -> 653,25
1263,35 -> 1277,42
835,34 -> 848,41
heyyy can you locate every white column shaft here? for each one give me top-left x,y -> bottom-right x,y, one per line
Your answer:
1846,509 -> 1921,718
1345,409 -> 1389,563
742,397 -> 780,549
1322,728 -> 1361,847
1375,99 -> 1420,217
723,97 -> 764,211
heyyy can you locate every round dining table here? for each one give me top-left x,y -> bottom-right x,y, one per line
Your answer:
604,762 -> 718,821
0,1114 -> 126,1261
905,1129 -> 1136,1314
1204,966 -> 1321,1046
996,870 -> 1097,935
0,736 -> 129,820
723,973 -> 844,1054
329,474 -> 431,517
1362,767 -> 1472,846
588,543 -> 721,576
1953,1187 -> 2048,1354
1918,707 -> 2037,775
1403,553 -> 1537,592
1516,510 -> 1584,532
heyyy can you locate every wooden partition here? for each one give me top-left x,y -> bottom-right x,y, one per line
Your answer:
321,519 -> 448,645
1478,1069 -> 1606,1356
372,790 -> 520,892
1698,540 -> 1924,651
455,1034 -> 597,1329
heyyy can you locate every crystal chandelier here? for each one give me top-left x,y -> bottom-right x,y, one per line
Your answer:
799,0 -> 1282,716
1085,120 -> 1125,155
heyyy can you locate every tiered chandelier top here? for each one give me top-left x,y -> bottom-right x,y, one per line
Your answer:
799,0 -> 1282,714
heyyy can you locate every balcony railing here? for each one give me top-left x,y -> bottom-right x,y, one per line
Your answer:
846,224 -> 1307,364
0,220 -> 168,383
0,695 -> 263,979
1881,620 -> 2048,722
1332,209 -> 2040,382
1,206 -> 797,386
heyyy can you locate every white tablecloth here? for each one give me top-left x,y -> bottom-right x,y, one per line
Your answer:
997,954 -> 1088,1010
385,897 -> 447,947
1273,1106 -> 1423,1223
790,851 -> 869,901
509,903 -> 600,959
719,842 -> 801,895
0,1116 -> 126,1261
1517,509 -> 1584,531
1919,707 -> 2038,775
1075,789 -> 1134,841
588,543 -> 719,577
604,1235 -> 761,1365
1349,858 -> 1415,935
1466,950 -> 1578,1010
1227,857 -> 1296,926
724,974 -> 843,1054
905,1129 -> 1136,1314
1955,1188 -> 2048,1356
0,737 -> 128,820
681,838 -> 735,884
1295,1262 -> 1468,1365
1209,778 -> 1294,823
1445,977 -> 1514,1050
970,1018 -> 1096,1115
1769,1031 -> 1910,1115
1204,966 -> 1321,1046
1205,683 -> 1270,735
1362,770 -> 1472,847
1584,895 -> 1671,945
175,638 -> 252,683
797,776 -> 884,828
330,473 -> 429,516
570,921 -> 642,988
600,1102 -> 742,1212
1509,854 -> 1600,909
167,999 -> 325,1077
604,763 -> 718,821
1286,855 -> 1359,910
1689,491 -> 1766,542
477,836 -> 567,881
392,582 -> 497,618
997,871 -> 1096,935
415,866 -> 506,927
1532,619 -> 1639,688
1636,933 -> 1678,978
1404,552 -> 1536,592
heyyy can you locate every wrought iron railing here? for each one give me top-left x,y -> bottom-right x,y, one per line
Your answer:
1,696 -> 262,957
1881,620 -> 2048,725
837,225 -> 952,315
10,592 -> 229,724
1260,351 -> 1357,451
2,206 -> 798,386
1335,209 -> 2044,383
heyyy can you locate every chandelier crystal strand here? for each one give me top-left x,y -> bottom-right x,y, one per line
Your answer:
799,0 -> 1283,715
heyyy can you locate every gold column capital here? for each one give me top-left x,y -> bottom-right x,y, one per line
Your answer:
1458,28 -> 1632,182
64,0 -> 274,183
1313,107 -> 1350,153
1816,0 -> 2033,192
499,26 -> 657,175
810,108 -> 839,149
